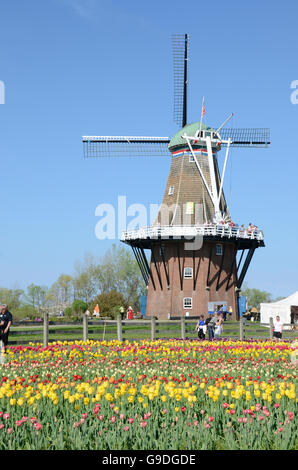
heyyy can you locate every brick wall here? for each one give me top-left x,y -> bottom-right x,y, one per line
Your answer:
146,239 -> 238,319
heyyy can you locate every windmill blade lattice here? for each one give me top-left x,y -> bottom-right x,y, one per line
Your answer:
82,136 -> 171,157
172,34 -> 190,128
220,128 -> 270,147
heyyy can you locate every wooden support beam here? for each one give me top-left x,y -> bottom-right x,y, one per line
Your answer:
151,247 -> 163,290
193,253 -> 201,291
237,246 -> 256,289
216,244 -> 226,291
144,248 -> 156,291
177,244 -> 184,291
206,245 -> 213,288
160,245 -> 170,287
138,247 -> 150,285
225,252 -> 237,291
132,246 -> 148,285
237,249 -> 245,275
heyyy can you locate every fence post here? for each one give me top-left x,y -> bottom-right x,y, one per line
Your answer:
0,340 -> 5,365
151,316 -> 156,341
83,314 -> 88,342
269,317 -> 273,339
239,316 -> 244,340
117,315 -> 123,342
43,312 -> 49,347
181,316 -> 186,340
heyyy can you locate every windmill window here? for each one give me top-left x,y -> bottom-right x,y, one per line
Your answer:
216,244 -> 223,256
183,297 -> 192,309
184,267 -> 193,278
189,155 -> 195,162
168,186 -> 174,195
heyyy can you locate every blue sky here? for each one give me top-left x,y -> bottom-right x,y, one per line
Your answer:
0,0 -> 297,298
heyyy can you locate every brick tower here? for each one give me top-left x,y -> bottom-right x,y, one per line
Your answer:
83,34 -> 270,319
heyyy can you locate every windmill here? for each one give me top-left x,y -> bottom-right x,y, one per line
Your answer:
82,34 -> 270,320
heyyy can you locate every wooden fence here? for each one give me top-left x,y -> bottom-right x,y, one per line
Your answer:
1,315 -> 296,348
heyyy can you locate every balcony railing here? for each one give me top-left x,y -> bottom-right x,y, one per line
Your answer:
121,224 -> 264,242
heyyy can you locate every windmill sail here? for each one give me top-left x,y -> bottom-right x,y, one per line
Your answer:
82,136 -> 171,157
220,128 -> 270,147
172,34 -> 190,128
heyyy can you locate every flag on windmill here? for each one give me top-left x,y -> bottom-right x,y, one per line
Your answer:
201,97 -> 206,119
199,96 -> 206,134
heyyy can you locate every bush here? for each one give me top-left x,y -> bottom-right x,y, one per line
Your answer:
71,300 -> 88,316
14,305 -> 39,321
89,291 -> 127,319
64,307 -> 72,318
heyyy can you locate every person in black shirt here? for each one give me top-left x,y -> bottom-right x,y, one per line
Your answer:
0,304 -> 12,348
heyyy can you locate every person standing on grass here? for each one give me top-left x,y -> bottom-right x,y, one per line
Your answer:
195,315 -> 206,340
0,304 -> 12,348
207,312 -> 217,340
214,318 -> 223,339
273,315 -> 283,341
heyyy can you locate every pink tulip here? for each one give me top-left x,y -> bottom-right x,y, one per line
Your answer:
128,418 -> 134,424
3,413 -> 10,420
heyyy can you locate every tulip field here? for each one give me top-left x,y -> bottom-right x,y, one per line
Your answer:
0,339 -> 297,450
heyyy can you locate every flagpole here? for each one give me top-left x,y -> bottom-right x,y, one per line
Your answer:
199,96 -> 204,136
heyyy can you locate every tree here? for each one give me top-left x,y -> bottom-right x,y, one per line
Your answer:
71,299 -> 88,316
73,253 -> 99,303
48,274 -> 74,306
25,284 -> 48,313
98,244 -> 146,310
0,288 -> 24,312
14,304 -> 38,321
89,291 -> 127,319
241,284 -> 272,310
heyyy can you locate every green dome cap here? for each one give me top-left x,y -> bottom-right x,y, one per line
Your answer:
168,122 -> 216,151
